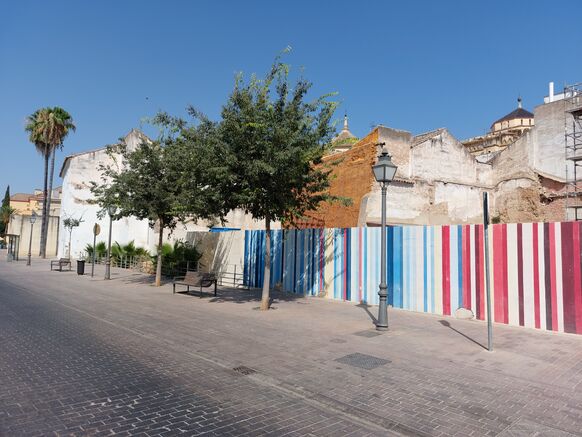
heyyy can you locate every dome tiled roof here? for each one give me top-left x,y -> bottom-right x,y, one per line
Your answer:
490,98 -> 533,129
333,114 -> 356,143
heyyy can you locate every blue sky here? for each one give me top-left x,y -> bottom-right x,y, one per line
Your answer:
1,0 -> 581,194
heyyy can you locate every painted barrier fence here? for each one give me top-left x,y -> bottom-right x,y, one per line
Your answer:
244,223 -> 582,335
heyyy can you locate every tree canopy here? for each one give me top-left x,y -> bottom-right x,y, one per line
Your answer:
0,186 -> 10,236
218,55 -> 346,309
90,119 -> 226,286
25,107 -> 75,257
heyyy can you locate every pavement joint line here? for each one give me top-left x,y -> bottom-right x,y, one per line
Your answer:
0,276 -> 403,435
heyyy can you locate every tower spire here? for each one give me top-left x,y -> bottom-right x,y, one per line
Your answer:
343,112 -> 349,131
517,96 -> 522,109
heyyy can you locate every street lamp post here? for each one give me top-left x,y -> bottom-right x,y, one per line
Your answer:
26,211 -> 38,266
105,206 -> 116,280
372,144 -> 398,331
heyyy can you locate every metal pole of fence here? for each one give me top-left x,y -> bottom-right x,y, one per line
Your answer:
483,192 -> 493,352
91,227 -> 97,277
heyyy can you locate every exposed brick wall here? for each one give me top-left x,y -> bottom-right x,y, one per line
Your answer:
307,129 -> 379,228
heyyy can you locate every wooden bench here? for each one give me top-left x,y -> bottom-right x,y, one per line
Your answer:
173,271 -> 217,297
51,258 -> 72,272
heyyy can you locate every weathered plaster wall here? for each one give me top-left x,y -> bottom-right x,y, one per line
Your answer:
59,130 -> 281,259
7,214 -> 59,257
315,97 -> 570,227
364,129 -> 489,225
58,146 -> 154,259
411,130 -> 491,186
377,126 -> 412,179
532,99 -> 568,180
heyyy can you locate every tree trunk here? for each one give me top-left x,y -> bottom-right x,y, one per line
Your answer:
155,220 -> 163,286
43,147 -> 56,258
68,229 -> 73,259
39,151 -> 49,257
260,217 -> 271,310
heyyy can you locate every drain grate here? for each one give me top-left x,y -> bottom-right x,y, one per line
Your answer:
354,330 -> 382,338
233,366 -> 257,375
335,353 -> 390,370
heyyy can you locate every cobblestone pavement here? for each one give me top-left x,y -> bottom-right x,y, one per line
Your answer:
1,258 -> 582,436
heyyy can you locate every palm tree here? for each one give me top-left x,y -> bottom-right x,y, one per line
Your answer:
43,108 -> 75,257
0,206 -> 16,236
25,107 -> 76,257
25,108 -> 51,257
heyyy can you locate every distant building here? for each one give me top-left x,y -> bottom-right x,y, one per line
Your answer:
10,187 -> 61,216
331,114 -> 359,153
462,98 -> 534,163
7,187 -> 61,257
58,129 -> 277,259
305,84 -> 572,227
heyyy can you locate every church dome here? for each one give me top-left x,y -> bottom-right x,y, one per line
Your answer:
333,114 -> 356,143
490,98 -> 534,132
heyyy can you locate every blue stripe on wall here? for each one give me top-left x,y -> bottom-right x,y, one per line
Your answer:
457,225 -> 463,309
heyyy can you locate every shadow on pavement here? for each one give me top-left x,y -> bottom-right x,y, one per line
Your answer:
356,303 -> 378,325
205,287 -> 304,306
439,319 -> 487,350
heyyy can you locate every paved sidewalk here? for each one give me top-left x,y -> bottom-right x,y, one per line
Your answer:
1,258 -> 582,436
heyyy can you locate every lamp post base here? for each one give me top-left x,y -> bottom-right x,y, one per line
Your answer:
375,323 -> 388,331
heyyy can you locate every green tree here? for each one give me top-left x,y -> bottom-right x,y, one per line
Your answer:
63,215 -> 83,259
0,186 -> 10,236
90,124 -> 222,286
25,107 -> 75,257
218,54 -> 346,310
25,108 -> 51,256
0,206 -> 16,238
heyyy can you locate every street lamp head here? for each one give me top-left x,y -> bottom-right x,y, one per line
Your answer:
30,211 -> 37,224
372,148 -> 398,184
107,205 -> 116,217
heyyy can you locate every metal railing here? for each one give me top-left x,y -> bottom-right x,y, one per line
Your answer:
84,253 -> 248,288
215,264 -> 249,289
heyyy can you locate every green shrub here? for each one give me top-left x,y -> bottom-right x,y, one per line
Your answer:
153,240 -> 201,277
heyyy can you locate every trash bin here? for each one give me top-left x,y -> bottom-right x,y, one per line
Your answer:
77,260 -> 86,275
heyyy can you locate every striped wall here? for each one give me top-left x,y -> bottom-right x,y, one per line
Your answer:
243,223 -> 582,335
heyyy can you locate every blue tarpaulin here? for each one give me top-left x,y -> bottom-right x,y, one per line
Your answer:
209,227 -> 241,232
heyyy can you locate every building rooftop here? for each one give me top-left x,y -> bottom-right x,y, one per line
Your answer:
411,128 -> 446,147
491,98 -> 533,128
10,193 -> 33,202
332,114 -> 356,144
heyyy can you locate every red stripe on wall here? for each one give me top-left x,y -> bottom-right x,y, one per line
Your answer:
478,225 -> 485,320
493,225 -> 505,323
561,222 -> 576,334
549,224 -> 558,331
502,224 -> 509,324
517,223 -> 525,326
576,223 -> 582,334
442,226 -> 451,316
475,226 -> 481,320
533,224 -> 541,329
462,226 -> 471,309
